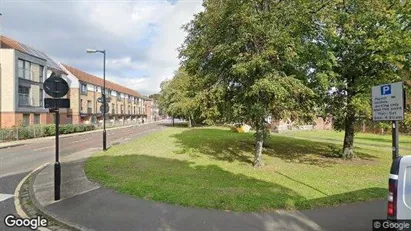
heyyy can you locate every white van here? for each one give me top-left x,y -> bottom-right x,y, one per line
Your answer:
388,156 -> 411,220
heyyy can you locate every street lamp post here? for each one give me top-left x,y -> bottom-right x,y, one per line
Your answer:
86,49 -> 107,151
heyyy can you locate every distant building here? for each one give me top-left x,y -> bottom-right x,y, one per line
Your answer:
61,64 -> 148,125
0,35 -> 150,128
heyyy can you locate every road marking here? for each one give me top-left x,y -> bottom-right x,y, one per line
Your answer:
0,193 -> 14,202
68,137 -> 91,144
33,146 -> 54,151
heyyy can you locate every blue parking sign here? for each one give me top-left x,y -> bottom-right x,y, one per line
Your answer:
381,85 -> 391,95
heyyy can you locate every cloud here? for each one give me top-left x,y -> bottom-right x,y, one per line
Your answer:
0,0 -> 203,95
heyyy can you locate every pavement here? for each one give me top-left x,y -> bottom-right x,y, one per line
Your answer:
1,121 -> 388,231
29,158 -> 387,231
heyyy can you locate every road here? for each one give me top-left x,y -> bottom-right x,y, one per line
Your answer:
0,123 -> 164,230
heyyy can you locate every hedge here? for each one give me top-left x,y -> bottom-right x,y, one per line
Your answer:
0,124 -> 96,141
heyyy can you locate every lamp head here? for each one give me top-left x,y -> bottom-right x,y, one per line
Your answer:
86,49 -> 97,53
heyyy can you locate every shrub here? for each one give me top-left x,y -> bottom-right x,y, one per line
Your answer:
0,123 -> 96,142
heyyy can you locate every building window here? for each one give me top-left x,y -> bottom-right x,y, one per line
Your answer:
117,92 -> 121,101
134,106 -> 136,114
112,103 -> 115,114
18,59 -> 24,78
39,89 -> 43,107
17,59 -> 33,80
23,114 -> 30,127
80,99 -> 83,112
18,86 -> 30,106
121,105 -> 124,114
34,114 -> 40,124
87,100 -> 92,114
81,83 -> 87,95
39,65 -> 44,82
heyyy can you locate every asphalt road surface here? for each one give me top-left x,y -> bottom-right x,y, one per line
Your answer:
0,123 -> 164,230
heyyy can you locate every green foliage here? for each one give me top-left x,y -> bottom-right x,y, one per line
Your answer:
158,68 -> 220,126
310,0 -> 411,131
179,0 -> 320,164
0,124 -> 96,141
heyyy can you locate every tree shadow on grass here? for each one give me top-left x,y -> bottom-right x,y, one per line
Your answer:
264,136 -> 378,167
355,136 -> 391,144
172,128 -> 255,164
85,154 -> 304,211
161,122 -> 189,128
170,128 -> 378,167
85,154 -> 387,212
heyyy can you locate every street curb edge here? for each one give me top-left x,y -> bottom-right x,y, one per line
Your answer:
14,163 -> 52,231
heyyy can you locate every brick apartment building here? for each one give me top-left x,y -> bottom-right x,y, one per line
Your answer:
0,35 -> 149,128
61,64 -> 148,125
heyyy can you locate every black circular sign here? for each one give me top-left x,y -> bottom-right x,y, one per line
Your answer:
44,74 -> 69,98
100,103 -> 109,113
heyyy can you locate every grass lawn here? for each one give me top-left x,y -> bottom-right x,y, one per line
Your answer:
281,130 -> 411,151
85,126 -> 405,212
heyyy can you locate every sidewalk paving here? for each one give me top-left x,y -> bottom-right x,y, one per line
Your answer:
29,153 -> 387,231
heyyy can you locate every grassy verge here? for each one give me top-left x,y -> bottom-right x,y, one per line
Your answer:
85,127 -> 399,212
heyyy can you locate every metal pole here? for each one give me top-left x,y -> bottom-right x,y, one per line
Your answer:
55,109 -> 61,200
392,120 -> 399,160
103,50 -> 107,151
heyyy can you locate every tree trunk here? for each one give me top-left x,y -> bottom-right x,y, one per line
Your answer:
254,129 -> 264,167
188,116 -> 192,128
342,112 -> 355,159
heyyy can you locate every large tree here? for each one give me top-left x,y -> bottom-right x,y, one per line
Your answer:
180,0 -> 318,167
308,0 -> 411,158
158,68 -> 200,127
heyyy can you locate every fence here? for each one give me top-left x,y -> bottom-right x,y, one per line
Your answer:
0,116 -> 159,143
0,124 -> 95,143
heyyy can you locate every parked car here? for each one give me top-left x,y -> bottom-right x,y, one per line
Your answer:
388,156 -> 411,220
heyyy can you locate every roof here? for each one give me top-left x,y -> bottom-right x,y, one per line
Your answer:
61,64 -> 142,98
0,35 -> 66,74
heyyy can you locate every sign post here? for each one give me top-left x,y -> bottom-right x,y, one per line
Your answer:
372,82 -> 405,160
44,73 -> 70,201
55,109 -> 61,201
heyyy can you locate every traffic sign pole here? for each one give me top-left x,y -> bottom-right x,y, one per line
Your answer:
372,82 -> 404,162
103,51 -> 107,151
44,73 -> 69,202
392,120 -> 399,160
55,109 -> 61,200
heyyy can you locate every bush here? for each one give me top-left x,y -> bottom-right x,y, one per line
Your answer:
0,124 -> 96,141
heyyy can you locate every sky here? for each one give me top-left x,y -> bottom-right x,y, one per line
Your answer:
0,0 -> 203,95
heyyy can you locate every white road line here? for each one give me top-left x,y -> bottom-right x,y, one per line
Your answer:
0,193 -> 14,202
33,146 -> 54,151
68,137 -> 91,144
